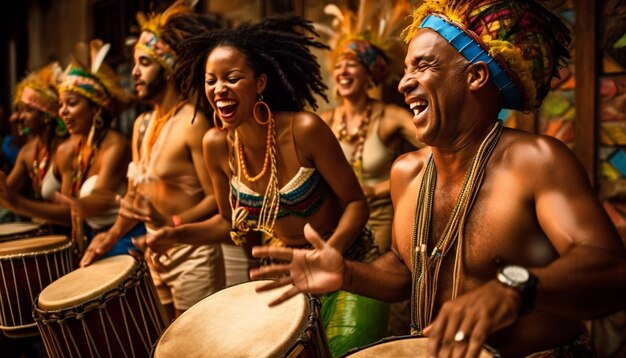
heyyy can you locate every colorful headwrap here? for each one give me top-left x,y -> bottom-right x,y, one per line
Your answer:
58,40 -> 132,112
404,0 -> 571,111
134,0 -> 198,74
335,37 -> 389,85
321,0 -> 412,86
14,62 -> 62,118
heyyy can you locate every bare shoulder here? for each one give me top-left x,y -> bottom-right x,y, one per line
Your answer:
202,128 -> 229,154
498,128 -> 588,187
290,110 -> 331,135
102,129 -> 130,148
391,148 -> 430,183
180,104 -> 210,130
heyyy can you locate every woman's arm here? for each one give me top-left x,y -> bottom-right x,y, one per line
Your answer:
293,111 -> 369,253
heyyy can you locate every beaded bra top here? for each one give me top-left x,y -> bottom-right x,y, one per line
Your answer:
230,167 -> 329,221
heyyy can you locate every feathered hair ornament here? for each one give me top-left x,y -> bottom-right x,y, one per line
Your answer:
317,0 -> 412,86
135,0 -> 198,73
14,62 -> 62,118
403,0 -> 572,111
58,39 -> 133,113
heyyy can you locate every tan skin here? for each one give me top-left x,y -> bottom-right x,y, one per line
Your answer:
250,29 -> 626,357
0,103 -> 65,207
0,91 -> 129,228
80,48 -> 215,319
145,45 -> 368,264
321,57 -> 421,199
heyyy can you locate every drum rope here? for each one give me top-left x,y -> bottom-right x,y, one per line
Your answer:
80,317 -> 101,358
135,279 -> 158,344
98,309 -> 114,357
9,260 -> 21,326
59,321 -> 79,358
123,286 -> 150,352
105,301 -> 132,357
0,263 -> 11,326
21,257 -> 33,326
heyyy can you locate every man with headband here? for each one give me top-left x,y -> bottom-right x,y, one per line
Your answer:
80,0 -> 226,320
251,0 -> 626,356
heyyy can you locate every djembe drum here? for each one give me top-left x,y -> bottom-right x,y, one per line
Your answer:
0,222 -> 48,243
34,255 -> 168,357
152,280 -> 330,358
342,335 -> 498,357
0,234 -> 73,338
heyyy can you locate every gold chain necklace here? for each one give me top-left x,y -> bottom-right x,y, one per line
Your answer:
410,121 -> 503,334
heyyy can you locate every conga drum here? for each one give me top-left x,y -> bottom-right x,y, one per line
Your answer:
153,280 -> 331,358
0,235 -> 73,338
0,222 -> 48,243
342,335 -> 499,357
34,255 -> 168,358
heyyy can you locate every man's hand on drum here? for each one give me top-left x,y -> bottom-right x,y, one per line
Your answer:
132,234 -> 168,273
146,227 -> 177,255
80,230 -> 119,267
423,280 -> 521,358
0,171 -> 16,209
250,223 -> 345,306
118,187 -> 172,228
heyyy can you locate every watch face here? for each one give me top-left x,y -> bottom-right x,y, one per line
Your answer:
503,265 -> 529,283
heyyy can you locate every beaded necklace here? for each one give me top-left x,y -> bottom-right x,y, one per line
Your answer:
409,121 -> 502,335
229,116 -> 280,245
146,100 -> 187,160
337,102 -> 373,181
30,139 -> 49,199
70,124 -> 105,258
237,117 -> 273,182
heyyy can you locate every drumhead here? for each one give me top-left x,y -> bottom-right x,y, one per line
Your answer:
37,255 -> 138,310
154,280 -> 310,357
0,222 -> 40,236
0,235 -> 68,256
344,336 -> 494,357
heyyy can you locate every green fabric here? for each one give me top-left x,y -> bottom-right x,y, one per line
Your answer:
321,290 -> 389,357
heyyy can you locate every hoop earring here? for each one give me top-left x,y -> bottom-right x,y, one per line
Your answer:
253,96 -> 271,126
213,111 -> 226,131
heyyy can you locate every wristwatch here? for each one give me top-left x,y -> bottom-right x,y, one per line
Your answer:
496,265 -> 538,315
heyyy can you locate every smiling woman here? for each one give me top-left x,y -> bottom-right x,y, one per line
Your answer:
138,15 -> 391,357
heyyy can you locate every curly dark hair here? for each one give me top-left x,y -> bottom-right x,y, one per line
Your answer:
175,15 -> 329,118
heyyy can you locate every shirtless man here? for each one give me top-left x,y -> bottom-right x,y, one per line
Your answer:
250,1 -> 626,356
80,2 -> 225,320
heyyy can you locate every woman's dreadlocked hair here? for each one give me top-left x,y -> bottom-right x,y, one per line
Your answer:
175,15 -> 329,117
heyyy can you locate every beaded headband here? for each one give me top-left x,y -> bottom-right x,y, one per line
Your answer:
16,62 -> 62,118
135,31 -> 177,73
419,14 -> 522,109
134,0 -> 198,73
322,0 -> 412,86
405,0 -> 571,111
336,38 -> 389,85
58,65 -> 111,109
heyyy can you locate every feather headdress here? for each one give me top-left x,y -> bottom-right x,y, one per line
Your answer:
317,0 -> 412,85
59,39 -> 133,112
135,0 -> 198,73
404,0 -> 571,111
14,62 -> 62,118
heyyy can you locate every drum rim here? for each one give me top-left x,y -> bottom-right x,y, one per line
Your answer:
0,236 -> 72,260
340,334 -> 501,357
0,221 -> 41,234
33,257 -> 147,320
152,279 -> 315,357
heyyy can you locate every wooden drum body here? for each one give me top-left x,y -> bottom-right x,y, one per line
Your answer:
0,222 -> 48,243
342,335 -> 498,357
0,235 -> 73,338
34,255 -> 168,357
153,280 -> 330,358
